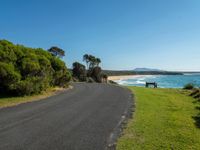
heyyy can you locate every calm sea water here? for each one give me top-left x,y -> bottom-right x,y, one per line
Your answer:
116,74 -> 200,88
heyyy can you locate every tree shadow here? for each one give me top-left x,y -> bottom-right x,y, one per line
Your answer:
192,99 -> 200,104
192,105 -> 200,128
0,92 -> 16,99
193,115 -> 200,128
195,106 -> 200,110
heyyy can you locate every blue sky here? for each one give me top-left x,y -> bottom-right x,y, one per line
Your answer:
1,0 -> 200,71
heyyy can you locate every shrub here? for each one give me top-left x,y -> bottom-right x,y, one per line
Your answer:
21,58 -> 41,76
0,62 -> 21,88
72,62 -> 87,81
91,66 -> 102,82
0,40 -> 71,96
54,71 -> 71,87
183,83 -> 195,90
51,57 -> 65,71
109,80 -> 118,84
0,40 -> 17,63
14,80 -> 34,96
190,89 -> 200,96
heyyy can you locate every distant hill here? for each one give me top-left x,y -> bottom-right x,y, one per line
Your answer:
133,68 -> 164,72
103,69 -> 183,76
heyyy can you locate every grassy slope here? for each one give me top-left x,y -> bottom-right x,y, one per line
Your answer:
0,87 -> 67,108
117,87 -> 200,150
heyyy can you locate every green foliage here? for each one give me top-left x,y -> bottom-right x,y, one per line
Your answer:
183,83 -> 195,90
101,73 -> 108,83
48,46 -> 65,58
75,54 -> 107,83
51,57 -> 66,71
91,66 -> 102,82
190,89 -> 200,97
0,40 -> 71,96
0,62 -> 21,88
53,69 -> 71,86
83,54 -> 89,69
13,79 -> 35,96
108,80 -> 117,84
72,62 -> 87,81
83,54 -> 101,69
101,73 -> 108,79
56,71 -> 71,87
21,57 -> 40,76
0,40 -> 18,63
82,54 -> 107,82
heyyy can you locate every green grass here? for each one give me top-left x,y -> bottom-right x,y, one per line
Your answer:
0,87 -> 67,108
117,87 -> 200,150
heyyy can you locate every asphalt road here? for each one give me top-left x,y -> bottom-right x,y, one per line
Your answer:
0,83 -> 133,150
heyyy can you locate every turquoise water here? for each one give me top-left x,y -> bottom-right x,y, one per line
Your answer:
116,74 -> 200,88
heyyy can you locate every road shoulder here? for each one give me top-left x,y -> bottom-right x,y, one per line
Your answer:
0,86 -> 73,108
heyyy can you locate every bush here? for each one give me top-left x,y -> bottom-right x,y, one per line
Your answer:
109,80 -> 118,85
0,40 -> 71,96
55,71 -> 71,87
14,80 -> 35,96
21,58 -> 41,76
190,89 -> 200,96
0,62 -> 21,89
183,83 -> 195,90
72,62 -> 87,81
90,66 -> 102,82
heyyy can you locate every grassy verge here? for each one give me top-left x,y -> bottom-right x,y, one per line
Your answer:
117,87 -> 200,150
0,87 -> 69,108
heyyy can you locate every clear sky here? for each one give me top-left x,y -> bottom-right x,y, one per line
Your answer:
1,0 -> 200,71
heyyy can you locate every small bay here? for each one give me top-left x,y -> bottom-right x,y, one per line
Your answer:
116,73 -> 200,88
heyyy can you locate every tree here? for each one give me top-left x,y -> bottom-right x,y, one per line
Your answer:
83,54 -> 89,69
88,55 -> 96,69
83,54 -> 102,69
96,58 -> 101,66
48,46 -> 65,58
72,62 -> 86,81
101,73 -> 108,83
21,56 -> 41,77
0,40 -> 71,96
91,66 -> 102,83
0,62 -> 21,89
82,54 -> 103,80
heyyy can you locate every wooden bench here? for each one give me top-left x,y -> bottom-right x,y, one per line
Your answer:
145,82 -> 158,88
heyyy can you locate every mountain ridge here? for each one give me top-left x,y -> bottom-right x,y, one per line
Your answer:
133,68 -> 164,72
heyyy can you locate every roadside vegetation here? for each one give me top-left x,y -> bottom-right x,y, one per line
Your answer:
117,87 -> 200,150
183,83 -> 195,90
189,88 -> 200,128
72,54 -> 108,83
0,87 -> 66,108
0,40 -> 71,96
0,39 -> 110,107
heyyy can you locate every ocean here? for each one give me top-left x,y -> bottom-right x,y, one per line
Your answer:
116,73 -> 200,88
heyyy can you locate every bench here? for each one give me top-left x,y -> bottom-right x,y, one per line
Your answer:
145,82 -> 158,88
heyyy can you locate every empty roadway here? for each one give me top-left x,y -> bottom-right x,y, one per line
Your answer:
0,83 -> 132,150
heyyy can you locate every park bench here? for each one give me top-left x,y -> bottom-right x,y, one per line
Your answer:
145,82 -> 158,88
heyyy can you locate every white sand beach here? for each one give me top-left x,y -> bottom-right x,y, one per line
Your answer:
108,75 -> 149,81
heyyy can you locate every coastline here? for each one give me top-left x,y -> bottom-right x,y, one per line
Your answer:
108,75 -> 150,81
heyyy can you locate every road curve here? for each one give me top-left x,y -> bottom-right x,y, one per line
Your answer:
0,83 -> 133,150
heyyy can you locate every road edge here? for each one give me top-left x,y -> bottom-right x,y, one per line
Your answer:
106,85 -> 135,150
0,85 -> 73,109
